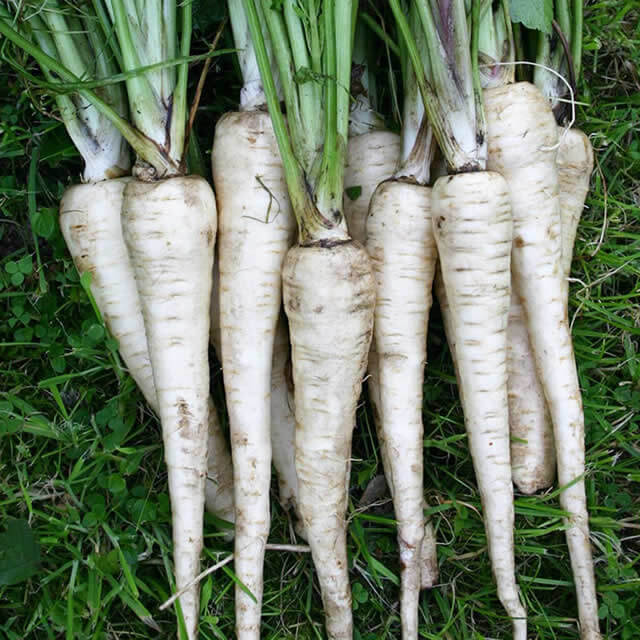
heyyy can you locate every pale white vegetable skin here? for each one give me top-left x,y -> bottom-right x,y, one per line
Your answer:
558,127 -> 594,297
432,171 -> 526,640
510,124 -> 594,505
213,110 -> 295,640
345,132 -> 438,589
269,315 -> 299,512
59,178 -> 155,406
369,327 -> 439,591
122,175 -> 216,640
366,180 -> 438,638
507,292 -> 555,494
61,180 -> 234,536
212,257 -> 299,527
485,81 -> 600,640
438,243 -> 555,497
205,397 -> 235,530
344,131 -> 400,244
505,128 -> 594,495
284,241 -> 375,640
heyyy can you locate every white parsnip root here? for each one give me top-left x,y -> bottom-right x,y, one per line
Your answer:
432,171 -> 526,640
485,81 -> 600,640
60,178 -> 155,406
345,132 -> 438,592
205,398 -> 235,529
366,179 -> 438,638
61,180 -> 234,532
505,128 -> 594,495
213,109 -> 295,639
270,315 -> 299,513
558,127 -> 595,299
507,290 -> 555,494
344,131 -> 401,245
122,175 -> 216,640
284,241 -> 375,640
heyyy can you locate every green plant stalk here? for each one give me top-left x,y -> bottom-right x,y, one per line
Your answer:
243,0 -> 310,235
314,0 -> 338,215
533,0 -> 582,120
39,4 -> 103,139
360,11 -> 401,58
0,16 -> 174,175
284,0 -> 317,133
571,0 -> 583,80
477,0 -> 514,87
1,4 -> 129,181
349,21 -> 385,134
26,14 -> 103,171
110,0 -> 168,152
169,0 -> 191,167
556,0 -> 571,45
314,0 -> 353,222
260,5 -> 307,168
82,10 -> 128,118
395,4 -> 431,183
390,0 -> 482,172
0,47 -> 230,96
92,0 -> 124,69
244,0 -> 353,244
307,2 -> 322,76
471,0 -> 487,166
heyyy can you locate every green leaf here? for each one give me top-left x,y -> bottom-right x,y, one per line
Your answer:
14,327 -> 34,342
80,270 -> 93,292
0,519 -> 41,585
31,208 -> 56,239
107,474 -> 126,494
87,324 -> 105,343
509,0 -> 553,34
5,261 -> 18,274
10,272 -> 24,286
345,186 -> 362,201
17,255 -> 33,274
51,355 -> 66,373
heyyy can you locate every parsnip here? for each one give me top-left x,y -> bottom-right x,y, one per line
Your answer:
507,293 -> 555,494
59,179 -> 155,402
344,131 -> 401,245
391,2 -> 527,636
269,315 -> 298,512
213,109 -> 295,639
283,241 -> 375,640
246,2 -> 376,636
558,127 -> 595,297
503,129 -> 593,495
121,176 -> 215,640
346,128 -> 439,595
366,179 -> 438,638
432,172 -> 526,640
485,81 -> 600,640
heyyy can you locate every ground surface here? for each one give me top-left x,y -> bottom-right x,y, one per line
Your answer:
1,3 -> 639,639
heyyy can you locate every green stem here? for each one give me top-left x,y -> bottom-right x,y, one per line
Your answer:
92,0 -> 124,70
244,0 -> 350,244
360,12 -> 400,58
0,16 -> 175,175
111,0 -> 167,146
471,0 -> 487,167
572,0 -> 583,81
390,0 -> 479,172
284,0 -> 320,150
170,0 -> 191,167
243,0 -> 309,232
260,4 -> 305,164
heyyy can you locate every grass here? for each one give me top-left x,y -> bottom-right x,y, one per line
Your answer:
1,2 -> 639,639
